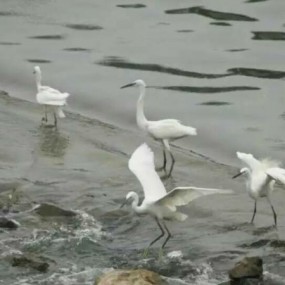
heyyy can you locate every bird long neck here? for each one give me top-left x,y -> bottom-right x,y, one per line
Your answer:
136,85 -> 148,130
35,71 -> 42,91
131,193 -> 142,213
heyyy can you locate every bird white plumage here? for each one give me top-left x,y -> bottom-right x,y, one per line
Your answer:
34,66 -> 70,126
124,143 -> 233,254
121,79 -> 197,177
233,151 -> 285,226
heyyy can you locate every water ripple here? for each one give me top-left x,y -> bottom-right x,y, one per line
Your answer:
97,57 -> 230,79
228,67 -> 285,79
165,6 -> 258,22
157,85 -> 259,93
252,31 -> 285,41
64,24 -> 103,31
116,4 -> 146,8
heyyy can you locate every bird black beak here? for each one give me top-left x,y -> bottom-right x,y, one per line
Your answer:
232,171 -> 244,179
120,198 -> 131,208
120,199 -> 128,208
120,83 -> 135,89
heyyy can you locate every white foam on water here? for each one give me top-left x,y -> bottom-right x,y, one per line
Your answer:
73,210 -> 112,243
10,267 -> 111,285
264,271 -> 285,284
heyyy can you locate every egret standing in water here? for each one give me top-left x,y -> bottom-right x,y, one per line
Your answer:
33,66 -> 70,127
121,80 -> 197,178
122,143 -> 233,256
232,151 -> 285,226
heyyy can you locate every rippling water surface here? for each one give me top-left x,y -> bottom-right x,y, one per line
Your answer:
1,0 -> 285,284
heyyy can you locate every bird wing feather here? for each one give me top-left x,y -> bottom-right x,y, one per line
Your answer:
266,167 -> 285,185
37,86 -> 70,105
147,120 -> 195,138
236,152 -> 262,170
156,186 -> 233,211
128,143 -> 167,202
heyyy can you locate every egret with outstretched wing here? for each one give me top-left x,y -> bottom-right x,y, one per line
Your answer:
233,151 -> 285,226
123,143 -> 233,256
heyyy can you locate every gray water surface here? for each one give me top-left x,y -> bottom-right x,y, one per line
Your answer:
1,1 -> 285,284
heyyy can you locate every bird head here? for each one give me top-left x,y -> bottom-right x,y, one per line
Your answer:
33,66 -> 41,74
232,167 -> 250,179
120,191 -> 137,208
120,79 -> 146,89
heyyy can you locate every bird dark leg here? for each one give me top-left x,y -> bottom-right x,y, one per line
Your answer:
156,149 -> 167,173
143,218 -> 165,257
267,198 -> 277,227
271,205 -> 277,227
41,106 -> 48,123
167,151 -> 175,178
250,201 -> 257,224
161,221 -> 172,249
53,112 -> 57,128
45,106 -> 48,122
149,218 -> 165,247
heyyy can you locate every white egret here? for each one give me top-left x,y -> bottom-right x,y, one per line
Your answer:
121,79 -> 197,178
122,143 -> 233,256
232,151 -> 285,226
33,66 -> 70,127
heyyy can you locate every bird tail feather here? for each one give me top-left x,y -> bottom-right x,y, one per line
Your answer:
182,126 -> 197,136
174,212 -> 188,221
57,107 -> 66,118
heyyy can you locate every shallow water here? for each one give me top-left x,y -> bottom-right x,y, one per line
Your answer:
1,0 -> 285,284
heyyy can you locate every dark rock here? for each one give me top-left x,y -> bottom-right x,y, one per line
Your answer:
0,217 -> 20,229
229,256 -> 263,280
34,203 -> 77,217
95,269 -> 168,285
219,280 -> 262,285
8,253 -> 50,272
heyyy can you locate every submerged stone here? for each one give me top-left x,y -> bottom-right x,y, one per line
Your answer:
229,256 -> 263,279
8,253 -> 50,272
0,217 -> 20,229
95,269 -> 168,285
34,203 -> 77,217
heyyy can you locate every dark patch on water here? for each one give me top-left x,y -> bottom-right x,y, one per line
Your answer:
226,48 -> 248,52
210,22 -> 232,26
0,42 -> 21,46
37,128 -> 69,158
29,35 -> 65,40
27,59 -> 51,64
199,101 -> 231,106
157,22 -> 170,26
116,4 -> 146,8
97,56 -> 231,79
65,24 -> 103,31
252,31 -> 285,41
165,6 -> 258,22
245,127 -> 260,132
157,85 -> 259,93
63,47 -> 91,52
228,67 -> 285,79
240,239 -> 285,249
0,11 -> 19,16
177,29 -> 194,33
246,0 -> 268,3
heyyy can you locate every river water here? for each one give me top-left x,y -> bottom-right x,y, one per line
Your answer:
1,0 -> 285,284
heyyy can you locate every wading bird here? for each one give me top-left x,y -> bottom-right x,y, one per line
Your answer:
232,151 -> 285,226
122,143 -> 233,256
121,79 -> 197,178
34,66 -> 70,127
